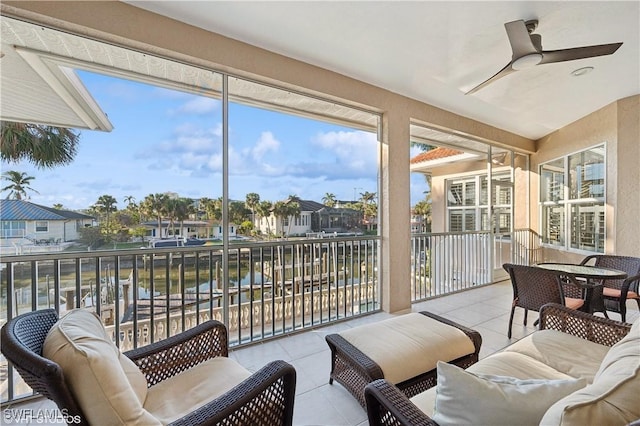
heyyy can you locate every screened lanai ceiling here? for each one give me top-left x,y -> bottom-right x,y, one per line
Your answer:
0,17 -> 378,132
127,1 -> 640,141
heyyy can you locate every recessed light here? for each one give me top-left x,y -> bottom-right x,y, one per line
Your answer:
571,66 -> 594,77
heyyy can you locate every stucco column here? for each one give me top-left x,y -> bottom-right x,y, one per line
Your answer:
615,96 -> 640,257
380,110 -> 412,313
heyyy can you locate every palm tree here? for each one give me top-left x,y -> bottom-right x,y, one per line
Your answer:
284,200 -> 300,236
53,203 -> 64,210
359,191 -> 376,205
245,192 -> 260,226
273,198 -> 301,237
141,193 -> 169,238
272,201 -> 289,237
255,200 -> 274,237
93,194 -> 118,224
1,171 -> 39,200
413,198 -> 432,233
123,195 -> 136,207
322,192 -> 336,207
359,191 -> 377,231
1,121 -> 80,169
172,198 -> 195,236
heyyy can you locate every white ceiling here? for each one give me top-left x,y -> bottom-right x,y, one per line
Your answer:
126,1 -> 640,140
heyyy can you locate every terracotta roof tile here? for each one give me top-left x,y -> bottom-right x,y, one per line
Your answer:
410,147 -> 463,164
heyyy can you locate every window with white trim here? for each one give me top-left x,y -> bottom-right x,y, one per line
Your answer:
446,173 -> 511,232
35,221 -> 49,232
539,144 -> 605,252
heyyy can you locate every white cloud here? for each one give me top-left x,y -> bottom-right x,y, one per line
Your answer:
173,97 -> 220,115
252,131 -> 280,161
308,130 -> 378,177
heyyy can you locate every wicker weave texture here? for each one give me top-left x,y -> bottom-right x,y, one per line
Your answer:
503,263 -> 580,338
326,311 -> 481,407
580,255 -> 640,322
1,309 -> 296,426
539,303 -> 631,346
365,379 -> 437,426
365,305 -> 633,426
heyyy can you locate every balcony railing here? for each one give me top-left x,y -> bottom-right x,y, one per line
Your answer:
410,229 -> 542,301
1,229 -> 541,403
1,235 -> 380,403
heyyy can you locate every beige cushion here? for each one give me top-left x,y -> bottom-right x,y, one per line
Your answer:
430,361 -> 585,426
338,313 -> 475,384
411,351 -> 576,418
144,356 -> 252,424
467,351 -> 576,380
541,318 -> 640,425
43,309 -> 159,426
411,350 -> 577,418
503,329 -> 610,383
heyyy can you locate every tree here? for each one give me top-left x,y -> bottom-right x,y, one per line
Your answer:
255,200 -> 274,237
53,203 -> 64,210
272,201 -> 289,237
140,193 -> 169,238
123,195 -> 136,207
169,197 -> 195,236
245,192 -> 260,225
359,191 -> 377,231
1,171 -> 39,200
322,192 -> 336,207
413,199 -> 432,233
93,194 -> 118,224
1,121 -> 80,168
359,191 -> 376,205
273,198 -> 300,237
229,200 -> 250,226
78,226 -> 106,250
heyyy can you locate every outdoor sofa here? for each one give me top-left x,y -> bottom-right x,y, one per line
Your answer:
365,303 -> 639,426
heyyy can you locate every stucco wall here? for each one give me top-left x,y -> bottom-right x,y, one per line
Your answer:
533,95 -> 639,260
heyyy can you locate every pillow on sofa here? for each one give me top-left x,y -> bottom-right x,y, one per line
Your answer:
43,309 -> 159,426
540,317 -> 640,425
431,361 -> 586,426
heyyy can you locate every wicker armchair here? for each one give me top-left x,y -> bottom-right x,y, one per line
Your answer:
1,309 -> 296,426
580,254 -> 640,322
364,304 -> 633,426
503,263 -> 584,338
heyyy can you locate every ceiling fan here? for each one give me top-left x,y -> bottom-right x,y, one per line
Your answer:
466,19 -> 623,95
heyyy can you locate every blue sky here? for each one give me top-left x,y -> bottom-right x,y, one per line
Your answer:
2,70 -> 429,211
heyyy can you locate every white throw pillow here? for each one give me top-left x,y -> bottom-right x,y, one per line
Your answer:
431,361 -> 586,426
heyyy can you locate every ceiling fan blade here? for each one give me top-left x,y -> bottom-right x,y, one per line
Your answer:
540,42 -> 622,64
504,20 -> 539,58
465,62 -> 516,95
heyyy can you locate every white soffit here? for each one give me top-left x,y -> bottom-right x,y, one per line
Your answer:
0,18 -> 112,130
0,17 -> 379,133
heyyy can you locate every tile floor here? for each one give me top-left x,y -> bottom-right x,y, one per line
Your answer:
4,279 -> 638,425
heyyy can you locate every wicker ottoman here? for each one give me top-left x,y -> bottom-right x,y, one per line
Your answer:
325,311 -> 482,407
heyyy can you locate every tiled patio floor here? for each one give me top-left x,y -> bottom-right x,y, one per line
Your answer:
5,279 -> 638,425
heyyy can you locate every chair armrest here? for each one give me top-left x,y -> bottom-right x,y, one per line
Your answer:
365,379 -> 437,426
539,303 -> 631,346
168,360 -> 296,426
124,320 -> 228,386
621,273 -> 640,296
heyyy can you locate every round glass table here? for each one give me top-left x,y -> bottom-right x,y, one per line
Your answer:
537,263 -> 628,314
